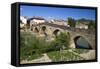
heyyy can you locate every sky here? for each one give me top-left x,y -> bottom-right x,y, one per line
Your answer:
20,5 -> 96,20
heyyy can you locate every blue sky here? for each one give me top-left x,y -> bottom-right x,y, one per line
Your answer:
20,5 -> 96,20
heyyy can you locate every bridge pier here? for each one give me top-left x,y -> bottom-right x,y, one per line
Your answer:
69,38 -> 76,48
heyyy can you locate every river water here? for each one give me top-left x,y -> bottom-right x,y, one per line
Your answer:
76,37 -> 92,49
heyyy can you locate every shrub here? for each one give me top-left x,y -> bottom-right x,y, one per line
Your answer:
20,31 -> 55,60
54,32 -> 71,50
20,31 -> 71,60
20,31 -> 42,60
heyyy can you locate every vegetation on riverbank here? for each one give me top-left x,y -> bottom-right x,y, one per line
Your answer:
20,31 -> 70,60
47,50 -> 84,62
20,31 -> 90,62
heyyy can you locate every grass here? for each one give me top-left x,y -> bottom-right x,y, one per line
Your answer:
20,52 -> 43,61
47,50 -> 84,62
72,49 -> 89,54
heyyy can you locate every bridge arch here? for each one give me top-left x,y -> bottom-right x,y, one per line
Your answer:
41,26 -> 46,32
34,27 -> 39,33
74,36 -> 92,49
53,29 -> 61,36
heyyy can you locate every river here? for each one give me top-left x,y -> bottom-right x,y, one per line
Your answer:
76,37 -> 92,49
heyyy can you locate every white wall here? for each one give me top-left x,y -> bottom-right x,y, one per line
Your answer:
20,16 -> 27,24
0,0 -> 99,69
31,19 -> 45,24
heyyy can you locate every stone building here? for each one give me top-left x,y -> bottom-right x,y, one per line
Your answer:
20,16 -> 27,29
27,17 -> 46,31
50,19 -> 67,26
76,23 -> 88,29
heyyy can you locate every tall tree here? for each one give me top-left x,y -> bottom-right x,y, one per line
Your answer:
68,17 -> 76,27
88,20 -> 95,30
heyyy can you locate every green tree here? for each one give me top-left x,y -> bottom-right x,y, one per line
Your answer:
88,20 -> 95,29
68,17 -> 76,27
54,32 -> 71,50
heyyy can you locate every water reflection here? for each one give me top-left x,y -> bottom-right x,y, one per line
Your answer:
75,37 -> 92,49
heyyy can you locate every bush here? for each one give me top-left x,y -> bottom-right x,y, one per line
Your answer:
20,31 -> 42,60
20,31 -> 71,60
54,32 -> 70,50
20,31 -> 55,60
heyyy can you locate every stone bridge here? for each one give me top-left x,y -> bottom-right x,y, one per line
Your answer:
30,23 -> 96,49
